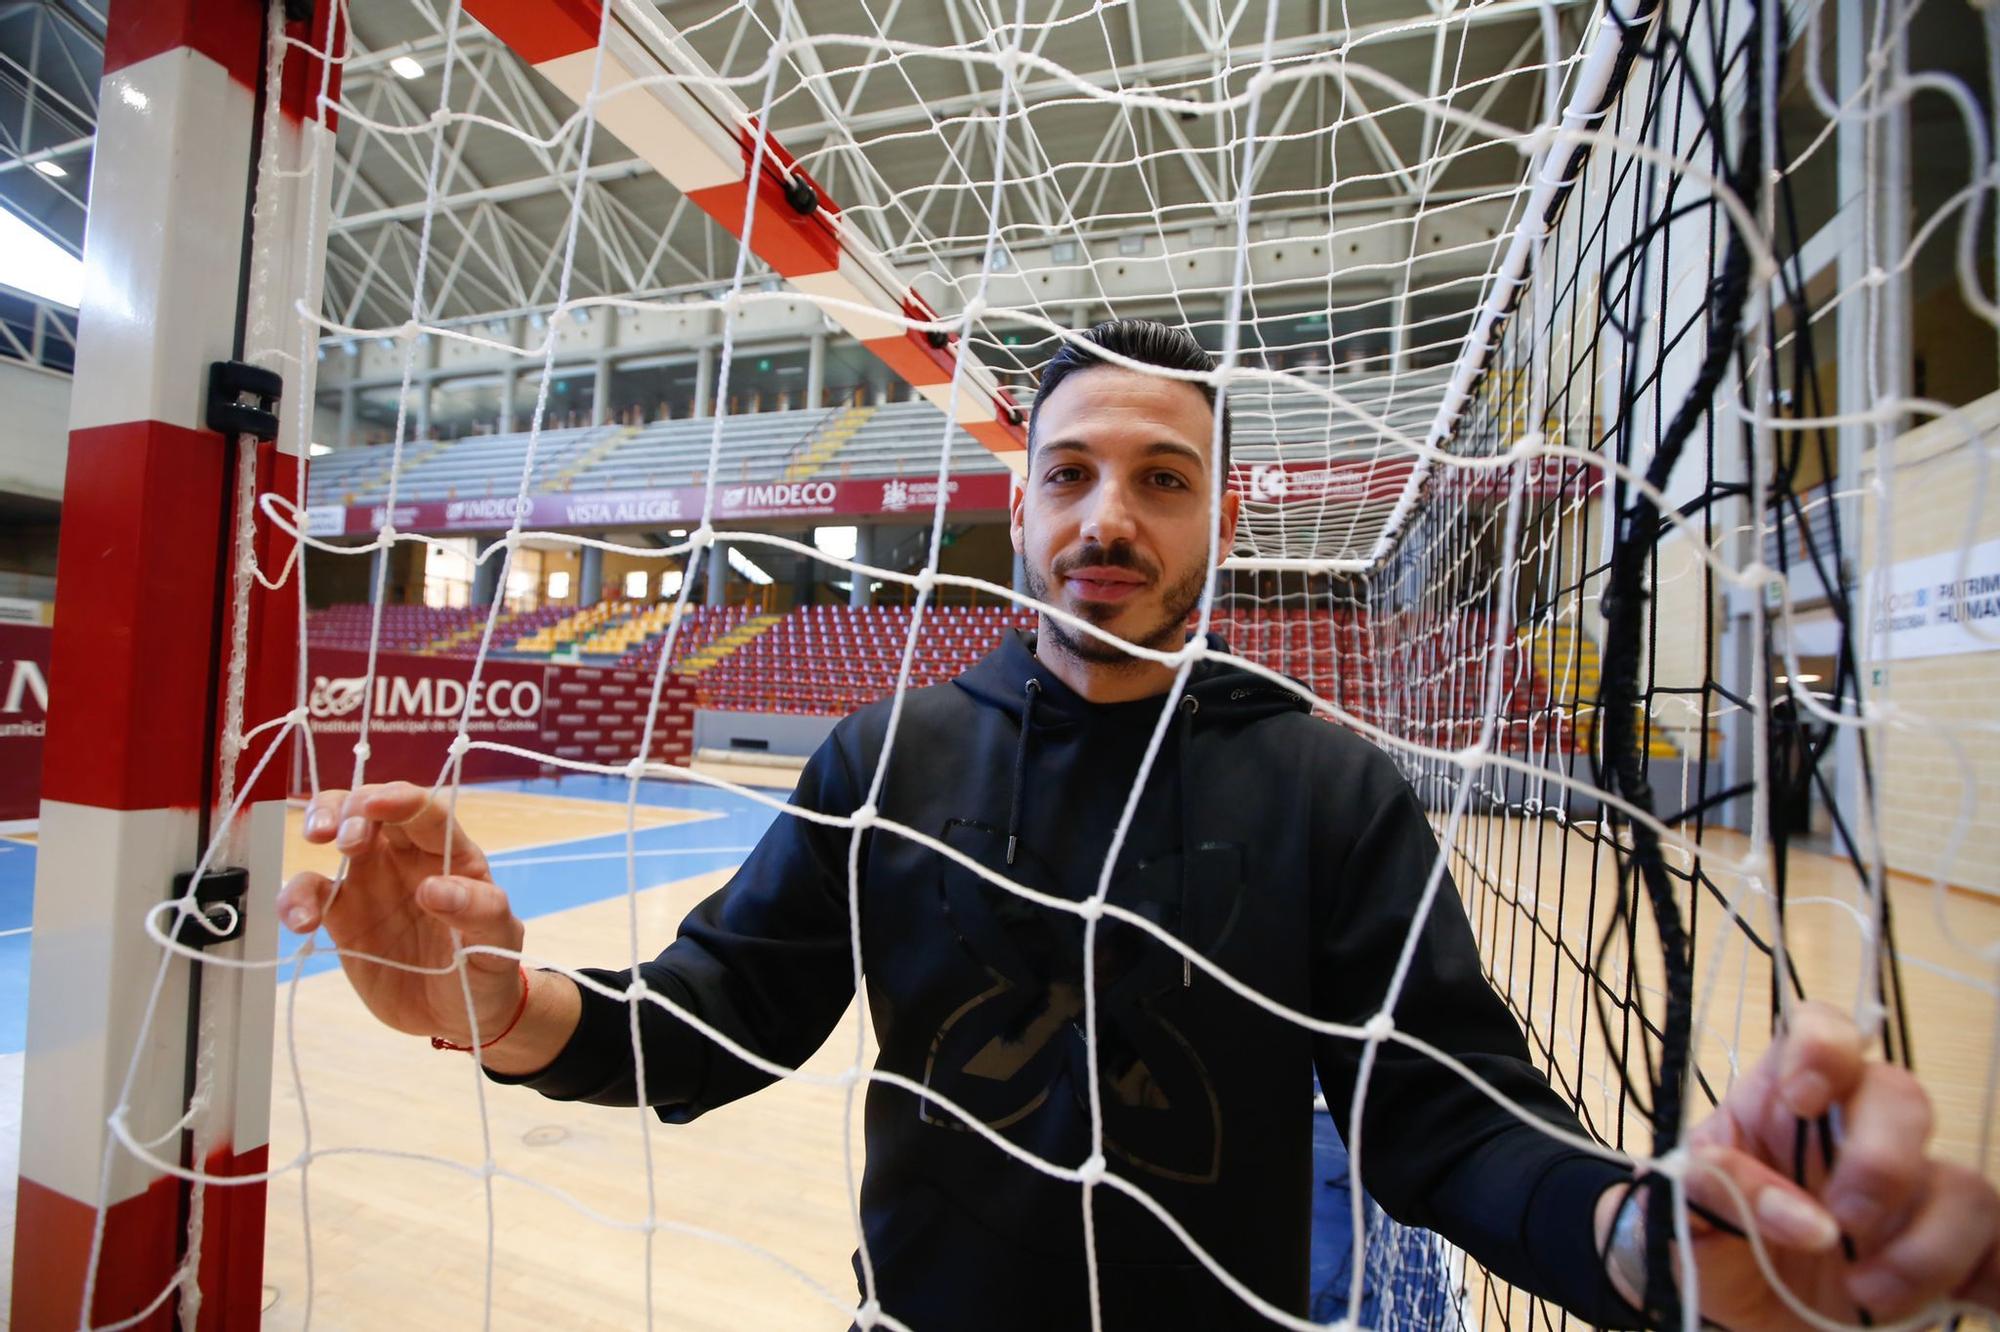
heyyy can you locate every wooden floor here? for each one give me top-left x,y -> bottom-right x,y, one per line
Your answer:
254,798 -> 2000,1330
261,867 -> 871,1331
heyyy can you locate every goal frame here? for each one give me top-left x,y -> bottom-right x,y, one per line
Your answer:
11,1 -> 338,1327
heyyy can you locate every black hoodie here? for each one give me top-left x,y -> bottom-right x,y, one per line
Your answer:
499,631 -> 1639,1329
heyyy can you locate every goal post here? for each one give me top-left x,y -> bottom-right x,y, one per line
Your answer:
12,1 -> 338,1327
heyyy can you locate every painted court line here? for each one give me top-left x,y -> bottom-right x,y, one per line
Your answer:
487,845 -> 759,869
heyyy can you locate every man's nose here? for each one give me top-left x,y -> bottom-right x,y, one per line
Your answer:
1080,478 -> 1137,545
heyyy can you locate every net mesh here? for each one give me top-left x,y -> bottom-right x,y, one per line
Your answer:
83,0 -> 2000,1328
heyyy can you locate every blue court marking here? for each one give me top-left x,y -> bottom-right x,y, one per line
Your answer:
0,838 -> 32,1054
280,774 -> 783,979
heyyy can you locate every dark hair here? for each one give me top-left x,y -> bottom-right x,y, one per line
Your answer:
1028,317 -> 1231,473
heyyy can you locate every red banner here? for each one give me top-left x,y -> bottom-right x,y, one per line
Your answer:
311,471 -> 1018,538
1228,456 -> 1601,505
0,624 -> 49,823
303,649 -> 694,788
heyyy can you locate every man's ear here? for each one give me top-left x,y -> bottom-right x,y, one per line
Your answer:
1009,474 -> 1027,556
1213,485 -> 1240,565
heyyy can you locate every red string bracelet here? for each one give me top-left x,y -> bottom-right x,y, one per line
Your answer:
431,965 -> 533,1053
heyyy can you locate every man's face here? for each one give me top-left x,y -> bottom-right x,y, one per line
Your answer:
1011,366 -> 1239,665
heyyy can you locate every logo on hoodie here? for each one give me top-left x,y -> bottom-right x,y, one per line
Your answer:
921,823 -> 1235,1184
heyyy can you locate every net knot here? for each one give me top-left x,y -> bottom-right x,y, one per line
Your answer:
688,526 -> 715,549
447,733 -> 471,757
351,740 -> 371,762
286,706 -> 310,728
1362,1011 -> 1396,1042
623,755 -> 648,782
1077,1153 -> 1107,1186
397,319 -> 420,343
854,1299 -> 882,1330
1075,898 -> 1103,923
913,568 -> 936,595
1652,1146 -> 1689,1181
376,524 -> 399,546
851,801 -> 878,829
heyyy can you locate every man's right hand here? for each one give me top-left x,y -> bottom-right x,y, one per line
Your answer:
277,781 -> 542,1055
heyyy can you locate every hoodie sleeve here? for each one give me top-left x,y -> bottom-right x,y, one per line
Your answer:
1308,757 -> 1642,1328
487,727 -> 865,1121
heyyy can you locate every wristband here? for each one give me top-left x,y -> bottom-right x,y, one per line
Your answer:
431,965 -> 532,1052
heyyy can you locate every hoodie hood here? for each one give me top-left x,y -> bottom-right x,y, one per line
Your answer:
954,627 -> 1311,727
953,628 -> 1309,875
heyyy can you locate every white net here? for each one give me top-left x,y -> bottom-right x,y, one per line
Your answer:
87,0 -> 2000,1328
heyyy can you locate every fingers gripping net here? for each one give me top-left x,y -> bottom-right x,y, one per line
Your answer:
98,0 -> 2000,1327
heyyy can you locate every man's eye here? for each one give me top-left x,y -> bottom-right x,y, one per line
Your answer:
1152,471 -> 1190,490
1046,467 -> 1083,485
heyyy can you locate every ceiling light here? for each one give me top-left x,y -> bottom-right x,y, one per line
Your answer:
33,160 -> 66,179
118,84 -> 149,111
309,442 -> 333,456
390,55 -> 425,80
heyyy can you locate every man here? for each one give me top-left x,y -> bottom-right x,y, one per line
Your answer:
280,320 -> 2000,1330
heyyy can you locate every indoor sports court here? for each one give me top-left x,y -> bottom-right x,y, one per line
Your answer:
4,1 -> 1999,1330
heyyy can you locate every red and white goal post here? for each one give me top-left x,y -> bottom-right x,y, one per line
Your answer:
13,0 -> 338,1327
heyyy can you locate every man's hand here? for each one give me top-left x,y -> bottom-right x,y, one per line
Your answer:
1597,1002 -> 2000,1329
277,782 -> 544,1057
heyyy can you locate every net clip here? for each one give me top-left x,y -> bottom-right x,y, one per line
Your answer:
206,361 -> 284,443
172,866 -> 250,950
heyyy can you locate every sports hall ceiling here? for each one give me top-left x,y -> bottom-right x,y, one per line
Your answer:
0,1 -> 1599,345
327,0 -> 1582,338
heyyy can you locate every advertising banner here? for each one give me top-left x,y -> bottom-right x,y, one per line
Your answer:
333,471 -> 1018,536
1864,536 -> 2000,661
306,649 -> 555,784
304,650 -> 695,787
0,624 -> 48,823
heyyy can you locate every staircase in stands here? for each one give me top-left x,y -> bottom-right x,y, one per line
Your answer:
427,608 -> 524,655
343,437 -> 446,503
676,613 -> 784,676
511,601 -> 634,654
782,404 -> 874,480
544,424 -> 638,491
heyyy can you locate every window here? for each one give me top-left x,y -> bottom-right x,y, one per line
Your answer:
813,526 -> 858,561
422,539 -> 476,608
624,570 -> 648,599
658,569 -> 685,599
547,570 -> 572,601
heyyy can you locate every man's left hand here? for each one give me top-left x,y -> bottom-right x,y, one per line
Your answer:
1597,1001 -> 2000,1329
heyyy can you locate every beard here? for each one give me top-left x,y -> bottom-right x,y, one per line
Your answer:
1024,541 -> 1209,667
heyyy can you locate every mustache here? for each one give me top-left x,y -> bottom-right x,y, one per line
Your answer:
1052,544 -> 1158,581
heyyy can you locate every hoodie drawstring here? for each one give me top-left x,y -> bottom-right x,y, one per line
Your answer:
1006,678 -> 1041,866
1178,693 -> 1198,987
